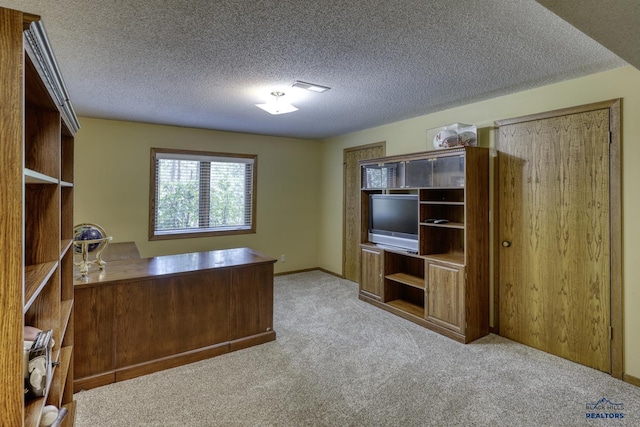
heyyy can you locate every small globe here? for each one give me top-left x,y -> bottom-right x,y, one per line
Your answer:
74,223 -> 107,253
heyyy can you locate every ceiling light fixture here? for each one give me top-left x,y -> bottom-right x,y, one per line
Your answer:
255,91 -> 298,115
292,81 -> 331,93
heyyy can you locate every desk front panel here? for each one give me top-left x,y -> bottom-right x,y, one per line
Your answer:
116,269 -> 231,368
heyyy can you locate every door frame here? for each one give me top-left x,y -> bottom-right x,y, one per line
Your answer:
493,99 -> 622,379
342,141 -> 386,281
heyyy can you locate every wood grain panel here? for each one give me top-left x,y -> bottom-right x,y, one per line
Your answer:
60,187 -> 74,241
497,108 -> 611,372
426,263 -> 464,334
61,135 -> 74,183
230,264 -> 273,340
343,142 -> 385,281
74,285 -> 116,380
0,8 -> 27,424
462,148 -> 490,340
25,106 -> 60,178
24,53 -> 57,112
116,271 -> 231,368
360,246 -> 383,298
25,272 -> 61,345
25,184 -> 59,265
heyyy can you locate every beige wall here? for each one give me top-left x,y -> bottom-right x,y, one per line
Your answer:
318,65 -> 640,378
74,118 -> 322,274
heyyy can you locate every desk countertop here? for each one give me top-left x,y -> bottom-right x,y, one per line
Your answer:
74,247 -> 277,288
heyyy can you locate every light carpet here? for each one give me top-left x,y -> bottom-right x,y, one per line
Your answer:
74,270 -> 639,426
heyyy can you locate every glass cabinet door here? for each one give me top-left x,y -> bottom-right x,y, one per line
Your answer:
362,162 -> 405,189
432,154 -> 465,187
405,159 -> 433,188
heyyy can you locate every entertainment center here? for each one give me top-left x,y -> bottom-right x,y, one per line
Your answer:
358,147 -> 489,343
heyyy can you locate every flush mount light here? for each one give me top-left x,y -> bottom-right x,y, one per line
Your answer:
292,81 -> 331,93
255,91 -> 299,115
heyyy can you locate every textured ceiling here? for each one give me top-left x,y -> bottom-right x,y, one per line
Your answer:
0,0 -> 629,140
536,0 -> 640,70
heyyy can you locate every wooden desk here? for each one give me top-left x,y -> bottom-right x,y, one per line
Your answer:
73,248 -> 277,391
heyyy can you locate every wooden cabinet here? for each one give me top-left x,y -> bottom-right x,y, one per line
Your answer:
0,7 -> 80,426
359,147 -> 489,343
359,246 -> 384,299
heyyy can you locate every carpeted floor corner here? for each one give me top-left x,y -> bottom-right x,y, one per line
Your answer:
74,270 -> 639,426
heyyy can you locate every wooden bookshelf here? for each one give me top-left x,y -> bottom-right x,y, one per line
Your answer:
0,7 -> 79,426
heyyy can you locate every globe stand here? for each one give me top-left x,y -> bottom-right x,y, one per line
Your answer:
73,223 -> 112,278
74,236 -> 112,277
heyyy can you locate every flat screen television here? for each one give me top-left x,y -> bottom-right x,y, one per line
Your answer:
368,194 -> 419,252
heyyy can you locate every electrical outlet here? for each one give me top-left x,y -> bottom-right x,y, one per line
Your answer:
280,254 -> 286,262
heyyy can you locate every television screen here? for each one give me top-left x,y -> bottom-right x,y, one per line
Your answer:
369,194 -> 418,251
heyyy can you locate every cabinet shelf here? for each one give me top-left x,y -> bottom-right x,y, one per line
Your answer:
387,299 -> 424,318
60,240 -> 73,258
420,221 -> 464,229
421,201 -> 464,206
24,261 -> 58,312
60,299 -> 73,340
426,186 -> 465,190
48,345 -> 73,408
385,272 -> 424,289
24,168 -> 58,185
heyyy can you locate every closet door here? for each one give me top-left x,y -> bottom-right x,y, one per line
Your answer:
496,102 -> 617,373
343,142 -> 385,282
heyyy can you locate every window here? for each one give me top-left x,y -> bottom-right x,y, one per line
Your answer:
149,148 -> 257,240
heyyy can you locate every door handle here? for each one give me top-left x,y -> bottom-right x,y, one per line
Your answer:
502,240 -> 512,247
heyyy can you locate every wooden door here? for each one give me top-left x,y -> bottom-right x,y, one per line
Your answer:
496,102 -> 619,373
343,142 -> 385,282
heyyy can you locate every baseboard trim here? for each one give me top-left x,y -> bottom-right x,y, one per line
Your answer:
115,342 -> 230,383
230,330 -> 276,352
275,267 -> 319,276
74,372 -> 116,393
624,373 -> 640,387
275,267 -> 345,279
317,268 -> 345,279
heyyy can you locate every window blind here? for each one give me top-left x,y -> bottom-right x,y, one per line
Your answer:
152,150 -> 256,237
